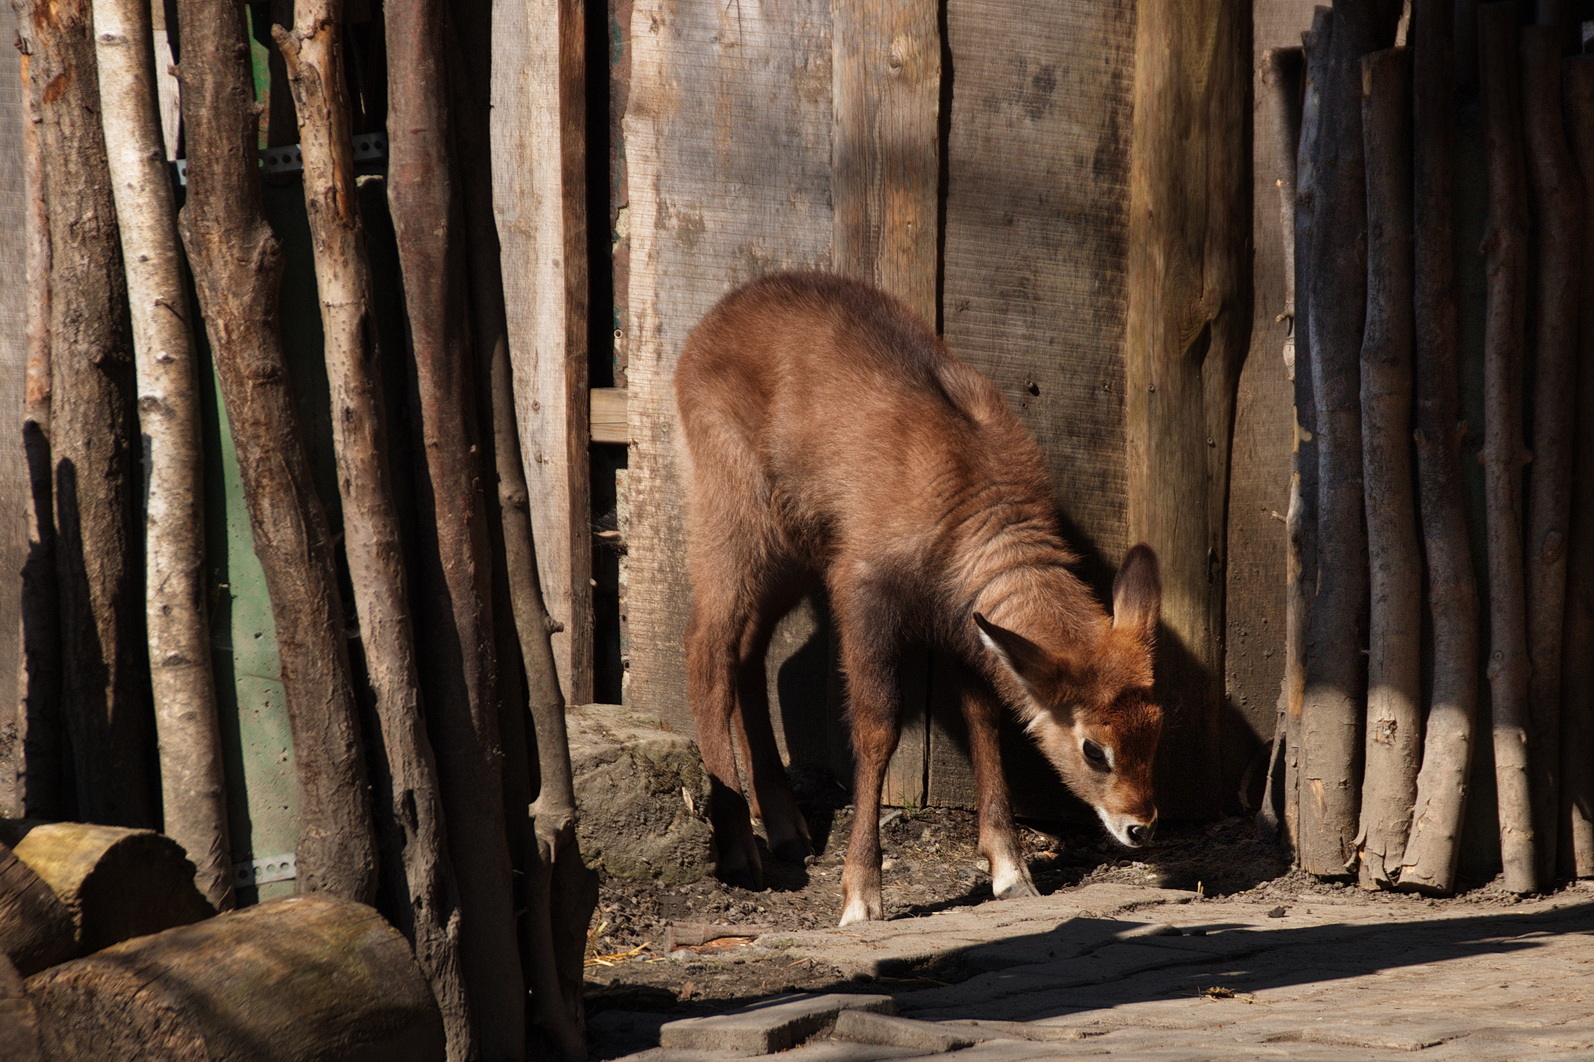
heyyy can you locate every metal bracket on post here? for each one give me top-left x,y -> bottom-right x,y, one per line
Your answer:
175,132 -> 388,186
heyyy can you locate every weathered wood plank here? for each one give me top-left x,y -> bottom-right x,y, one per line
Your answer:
833,0 -> 940,808
493,0 -> 594,705
591,387 -> 628,445
625,0 -> 834,743
941,0 -> 1135,818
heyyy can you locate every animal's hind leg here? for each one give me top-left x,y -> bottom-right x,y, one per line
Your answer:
733,571 -> 815,865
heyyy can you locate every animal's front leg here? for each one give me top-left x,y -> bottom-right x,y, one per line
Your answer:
837,626 -> 901,926
961,680 -> 1038,899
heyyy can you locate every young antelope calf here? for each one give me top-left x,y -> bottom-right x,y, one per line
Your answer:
675,271 -> 1164,926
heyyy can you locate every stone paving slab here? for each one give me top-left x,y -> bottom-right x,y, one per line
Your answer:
659,993 -> 896,1055
607,882 -> 1594,1061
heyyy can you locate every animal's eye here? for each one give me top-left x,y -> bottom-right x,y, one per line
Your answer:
1082,740 -> 1109,768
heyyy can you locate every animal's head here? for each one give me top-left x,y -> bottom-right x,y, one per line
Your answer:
974,543 -> 1163,847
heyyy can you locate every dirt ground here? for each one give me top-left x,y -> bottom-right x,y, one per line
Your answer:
582,799 -> 1543,1018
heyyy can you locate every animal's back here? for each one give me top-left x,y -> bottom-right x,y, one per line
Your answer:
675,272 -> 1055,569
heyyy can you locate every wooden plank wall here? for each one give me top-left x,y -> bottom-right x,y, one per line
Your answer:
624,0 -> 837,758
0,8 -> 28,815
937,0 -> 1136,816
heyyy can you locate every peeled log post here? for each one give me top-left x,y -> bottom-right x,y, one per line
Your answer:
13,0 -> 155,830
1124,0 -> 1250,819
384,0 -> 525,1055
0,821 -> 212,953
91,0 -> 232,912
1399,0 -> 1482,897
25,896 -> 445,1062
1299,0 -> 1404,878
461,0 -> 600,1052
1259,43 -> 1306,846
270,8 -> 470,1056
1284,9 -> 1335,854
1521,24 -> 1584,885
173,0 -> 376,905
17,42 -> 62,821
1560,56 -> 1594,879
1356,47 -> 1422,891
0,839 -> 75,975
1478,1 -> 1537,895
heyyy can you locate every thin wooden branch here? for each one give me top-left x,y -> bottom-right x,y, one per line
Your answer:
1399,0 -> 1481,897
1259,43 -> 1306,847
91,0 -> 232,912
1355,46 -> 1422,891
1478,0 -> 1537,895
1520,23 -> 1584,885
1298,0 -> 1404,878
173,0 -> 377,903
384,1 -> 525,1055
270,7 -> 470,1054
13,0 -> 154,829
1560,55 -> 1594,880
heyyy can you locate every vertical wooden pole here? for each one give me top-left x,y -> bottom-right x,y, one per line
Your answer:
492,0 -> 595,710
1399,0 -> 1482,897
832,0 -> 940,808
1124,0 -> 1251,819
1297,0 -> 1403,878
14,0 -> 154,830
1520,23 -> 1583,884
1477,0 -> 1536,895
1355,47 -> 1422,891
92,0 -> 233,909
271,7 -> 469,1054
384,0 -> 525,1054
174,0 -> 377,902
1560,55 -> 1594,879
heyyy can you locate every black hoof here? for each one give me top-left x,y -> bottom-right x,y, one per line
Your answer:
770,838 -> 815,866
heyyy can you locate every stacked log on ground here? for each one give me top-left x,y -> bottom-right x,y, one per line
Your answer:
1,951 -> 44,1062
0,839 -> 74,975
0,821 -> 212,955
25,895 -> 444,1062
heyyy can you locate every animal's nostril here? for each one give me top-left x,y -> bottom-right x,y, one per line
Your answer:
1127,823 -> 1154,846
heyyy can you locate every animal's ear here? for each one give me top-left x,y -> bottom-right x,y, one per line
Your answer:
1112,543 -> 1161,642
974,613 -> 1056,699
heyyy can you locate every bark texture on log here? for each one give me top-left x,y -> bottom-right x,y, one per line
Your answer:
0,838 -> 74,975
270,10 -> 470,1055
1521,23 -> 1584,885
0,951 -> 43,1062
1298,0 -> 1403,878
1561,55 -> 1594,880
1124,0 -> 1252,818
25,895 -> 445,1062
13,0 -> 154,830
0,821 -> 212,954
17,42 -> 61,821
91,0 -> 232,912
1356,47 -> 1422,891
1259,44 -> 1305,848
174,0 -> 377,904
1399,0 -> 1481,896
384,1 -> 524,1055
1478,1 -> 1537,895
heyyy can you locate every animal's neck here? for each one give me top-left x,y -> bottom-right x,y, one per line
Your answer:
957,527 -> 1104,653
